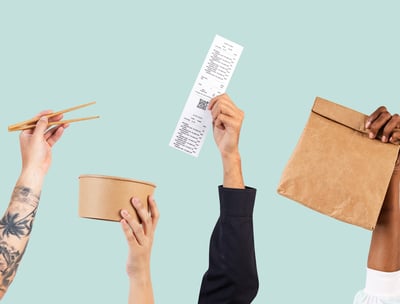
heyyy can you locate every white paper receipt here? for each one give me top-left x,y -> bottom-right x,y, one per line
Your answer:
169,34 -> 244,157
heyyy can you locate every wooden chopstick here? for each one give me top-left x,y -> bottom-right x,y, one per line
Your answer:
9,116 -> 100,132
8,101 -> 96,131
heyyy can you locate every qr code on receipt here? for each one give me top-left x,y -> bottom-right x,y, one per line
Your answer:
196,99 -> 209,111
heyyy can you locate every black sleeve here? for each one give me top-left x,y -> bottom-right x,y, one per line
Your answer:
198,186 -> 259,304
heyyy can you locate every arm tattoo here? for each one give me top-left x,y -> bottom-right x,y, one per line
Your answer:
0,242 -> 25,293
0,186 -> 40,294
2,186 -> 39,238
0,209 -> 36,239
10,186 -> 40,208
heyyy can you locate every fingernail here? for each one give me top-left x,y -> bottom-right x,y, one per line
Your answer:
365,121 -> 371,129
382,136 -> 387,142
369,132 -> 374,139
132,198 -> 139,206
121,209 -> 128,217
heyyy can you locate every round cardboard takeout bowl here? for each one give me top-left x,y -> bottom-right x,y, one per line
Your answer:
78,174 -> 156,222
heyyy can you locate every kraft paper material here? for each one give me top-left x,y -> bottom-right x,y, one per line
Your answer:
79,174 -> 156,222
277,97 -> 400,230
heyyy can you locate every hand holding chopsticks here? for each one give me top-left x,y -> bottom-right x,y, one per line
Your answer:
8,101 -> 100,132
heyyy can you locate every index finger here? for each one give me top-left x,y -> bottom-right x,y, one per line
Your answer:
208,96 -> 219,111
208,93 -> 232,111
366,106 -> 392,139
366,106 -> 389,129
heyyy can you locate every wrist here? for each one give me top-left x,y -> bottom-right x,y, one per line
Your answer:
18,169 -> 46,191
391,171 -> 400,183
128,269 -> 152,285
387,174 -> 400,200
128,270 -> 154,304
221,152 -> 244,189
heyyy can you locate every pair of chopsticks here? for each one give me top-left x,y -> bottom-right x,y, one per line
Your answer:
8,101 -> 100,132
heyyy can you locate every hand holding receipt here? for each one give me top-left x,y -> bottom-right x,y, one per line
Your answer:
169,35 -> 243,157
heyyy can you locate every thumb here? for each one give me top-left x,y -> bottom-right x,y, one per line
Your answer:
33,116 -> 49,136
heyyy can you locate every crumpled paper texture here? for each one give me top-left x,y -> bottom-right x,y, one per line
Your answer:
277,97 -> 400,230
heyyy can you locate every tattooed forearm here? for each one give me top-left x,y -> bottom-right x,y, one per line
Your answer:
11,186 -> 40,208
0,209 -> 36,239
0,241 -> 25,295
0,186 -> 40,239
0,185 -> 41,298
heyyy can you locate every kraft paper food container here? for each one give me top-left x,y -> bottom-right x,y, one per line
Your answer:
78,174 -> 156,222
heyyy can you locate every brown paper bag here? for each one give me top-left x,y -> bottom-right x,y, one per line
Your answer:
277,97 -> 400,230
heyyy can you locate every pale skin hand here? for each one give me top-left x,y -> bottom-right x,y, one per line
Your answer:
365,106 -> 400,272
19,111 -> 66,187
120,196 -> 159,304
208,94 -> 245,189
0,112 -> 66,299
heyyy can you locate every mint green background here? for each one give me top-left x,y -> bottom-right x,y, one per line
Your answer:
1,1 -> 399,303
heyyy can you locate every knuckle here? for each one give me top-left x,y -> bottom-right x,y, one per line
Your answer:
378,106 -> 388,112
382,111 -> 392,120
133,225 -> 143,235
369,126 -> 379,134
144,215 -> 152,225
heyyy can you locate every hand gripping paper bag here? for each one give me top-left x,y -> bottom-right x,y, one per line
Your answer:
277,97 -> 400,230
